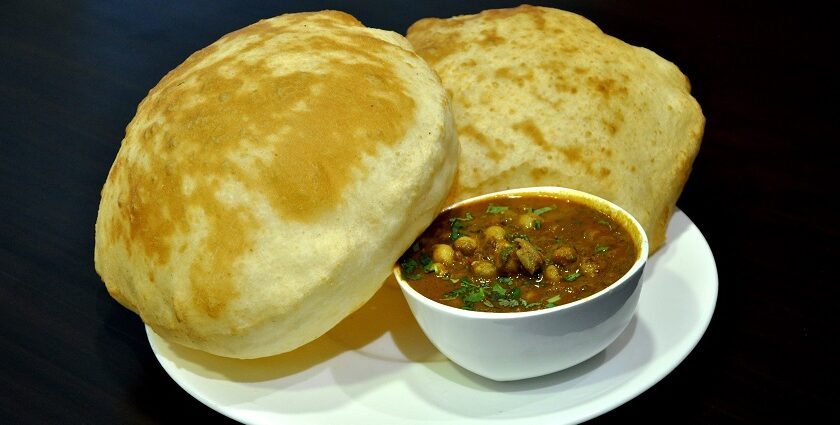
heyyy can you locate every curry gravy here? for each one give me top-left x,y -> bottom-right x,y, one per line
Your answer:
400,195 -> 637,312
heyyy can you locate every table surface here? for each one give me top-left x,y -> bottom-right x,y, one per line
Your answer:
1,0 -> 836,423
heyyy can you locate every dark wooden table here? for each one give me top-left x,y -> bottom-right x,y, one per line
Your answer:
2,0 -> 836,423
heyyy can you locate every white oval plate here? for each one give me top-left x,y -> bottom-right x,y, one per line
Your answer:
148,209 -> 717,425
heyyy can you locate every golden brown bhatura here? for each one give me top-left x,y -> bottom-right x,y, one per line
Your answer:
95,11 -> 458,358
407,5 -> 705,253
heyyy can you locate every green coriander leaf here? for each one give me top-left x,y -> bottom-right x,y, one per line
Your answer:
532,207 -> 554,216
534,220 -> 542,230
448,213 -> 474,240
464,287 -> 486,303
401,258 -> 419,274
448,212 -> 474,223
500,246 -> 514,262
597,219 -> 613,230
595,245 -> 609,254
492,283 -> 507,296
497,276 -> 513,286
486,205 -> 509,214
506,233 -> 530,242
482,300 -> 494,308
441,287 -> 465,300
564,271 -> 581,282
510,287 -> 521,298
450,220 -> 465,241
521,299 -> 540,308
545,294 -> 562,304
420,253 -> 437,273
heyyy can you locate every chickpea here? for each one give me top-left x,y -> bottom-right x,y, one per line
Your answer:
471,260 -> 498,280
552,246 -> 578,265
543,264 -> 561,283
494,239 -> 513,255
432,244 -> 455,265
516,213 -> 539,230
454,236 -> 478,255
484,225 -> 506,241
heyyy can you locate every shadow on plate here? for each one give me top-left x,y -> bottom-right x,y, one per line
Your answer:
152,275 -> 442,383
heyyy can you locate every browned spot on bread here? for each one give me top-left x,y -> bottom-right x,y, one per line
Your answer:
460,124 -> 503,161
480,28 -> 505,45
512,119 -> 550,151
495,67 -> 534,86
531,166 -> 549,179
587,76 -> 629,99
559,145 -> 582,163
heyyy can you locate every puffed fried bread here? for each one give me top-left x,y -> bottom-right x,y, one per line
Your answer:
95,11 -> 458,358
407,5 -> 704,252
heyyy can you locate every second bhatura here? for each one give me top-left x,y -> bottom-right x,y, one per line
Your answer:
407,5 -> 704,254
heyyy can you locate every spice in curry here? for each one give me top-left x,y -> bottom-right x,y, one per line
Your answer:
400,195 -> 637,312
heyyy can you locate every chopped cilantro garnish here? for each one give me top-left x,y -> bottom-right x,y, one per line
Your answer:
498,298 -> 519,307
401,258 -> 419,274
450,220 -> 465,240
506,233 -> 530,242
532,206 -> 554,216
534,219 -> 542,230
420,253 -> 435,273
425,263 -> 442,274
442,278 -> 485,304
595,245 -> 609,254
545,294 -> 562,304
482,300 -> 494,308
500,246 -> 514,262
497,276 -> 513,286
486,205 -> 509,214
510,287 -> 521,298
449,212 -> 474,223
463,287 -> 486,303
492,283 -> 507,297
564,271 -> 581,282
449,213 -> 473,240
597,219 -> 613,230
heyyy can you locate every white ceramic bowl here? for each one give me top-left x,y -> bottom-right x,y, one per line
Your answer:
394,186 -> 649,381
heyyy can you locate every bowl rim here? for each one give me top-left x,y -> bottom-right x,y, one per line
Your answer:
394,186 -> 649,320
